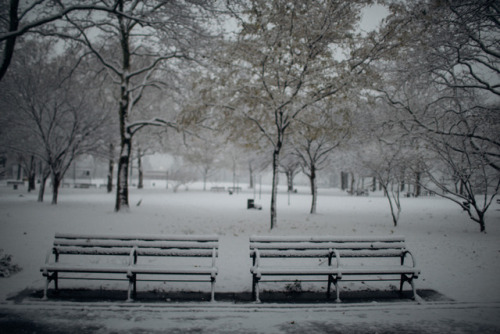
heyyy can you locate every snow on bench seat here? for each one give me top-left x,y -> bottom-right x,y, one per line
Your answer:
41,233 -> 219,302
249,235 -> 420,302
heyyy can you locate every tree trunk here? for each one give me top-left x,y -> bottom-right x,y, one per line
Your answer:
309,165 -> 317,214
270,146 -> 281,229
340,171 -> 348,190
415,171 -> 421,197
51,171 -> 61,205
115,136 -> 131,211
248,162 -> 254,189
107,143 -> 114,193
137,148 -> 143,189
382,183 -> 399,227
38,172 -> 49,202
115,11 -> 131,211
478,212 -> 485,232
286,170 -> 294,192
27,156 -> 36,192
0,0 -> 19,81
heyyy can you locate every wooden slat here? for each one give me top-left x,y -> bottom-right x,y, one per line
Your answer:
41,264 -> 130,274
131,265 -> 217,275
251,249 -> 404,258
251,266 -> 341,276
250,235 -> 405,243
250,249 -> 332,258
250,241 -> 406,250
54,247 -> 217,257
54,239 -> 218,249
55,233 -> 218,242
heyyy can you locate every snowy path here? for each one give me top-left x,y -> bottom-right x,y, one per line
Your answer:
1,300 -> 499,333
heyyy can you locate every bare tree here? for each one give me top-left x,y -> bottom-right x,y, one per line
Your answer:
0,0 -> 143,81
0,40 -> 110,204
43,1 -> 220,211
371,0 -> 500,231
291,102 -> 351,214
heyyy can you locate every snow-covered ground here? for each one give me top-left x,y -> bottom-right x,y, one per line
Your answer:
0,182 -> 499,332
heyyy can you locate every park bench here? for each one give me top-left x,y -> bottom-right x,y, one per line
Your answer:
73,183 -> 96,188
249,235 -> 420,302
210,186 -> 225,192
6,180 -> 24,189
41,233 -> 219,302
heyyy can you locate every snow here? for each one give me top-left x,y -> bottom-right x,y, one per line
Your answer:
0,182 -> 499,331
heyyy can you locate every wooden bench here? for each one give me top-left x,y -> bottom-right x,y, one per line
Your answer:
7,180 -> 24,189
73,183 -> 97,188
210,186 -> 225,192
249,235 -> 420,302
41,233 -> 219,302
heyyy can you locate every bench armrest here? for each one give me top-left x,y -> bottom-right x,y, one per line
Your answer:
252,248 -> 261,268
402,249 -> 417,267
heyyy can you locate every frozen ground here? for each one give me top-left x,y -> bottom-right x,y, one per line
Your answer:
0,182 -> 499,332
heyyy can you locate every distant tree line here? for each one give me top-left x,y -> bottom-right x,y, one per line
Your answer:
0,0 -> 498,232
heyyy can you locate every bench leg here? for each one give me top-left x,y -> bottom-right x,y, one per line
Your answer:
53,272 -> 58,291
127,274 -> 136,302
252,275 -> 261,303
210,276 -> 216,302
42,272 -> 58,300
43,275 -> 50,300
400,274 -> 420,301
327,275 -> 341,303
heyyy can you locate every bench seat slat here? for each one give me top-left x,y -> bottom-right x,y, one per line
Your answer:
253,250 -> 331,257
41,264 -> 218,276
251,266 -> 340,276
54,246 -> 132,255
340,266 -> 420,275
55,246 -> 216,257
251,249 -> 405,258
131,265 -> 217,276
41,264 -> 130,274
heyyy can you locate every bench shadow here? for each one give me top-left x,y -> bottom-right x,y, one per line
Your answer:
12,288 -> 452,304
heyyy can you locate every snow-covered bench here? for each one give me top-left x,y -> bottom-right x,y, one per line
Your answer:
41,233 -> 219,302
249,235 -> 420,302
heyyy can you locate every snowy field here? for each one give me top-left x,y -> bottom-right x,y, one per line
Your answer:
0,182 -> 499,332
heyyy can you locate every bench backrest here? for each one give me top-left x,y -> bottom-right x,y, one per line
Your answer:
249,235 -> 407,259
52,233 -> 219,258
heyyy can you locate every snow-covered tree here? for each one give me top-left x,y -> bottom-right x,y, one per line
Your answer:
0,40 -> 111,204
291,101 -> 351,214
44,1 -> 221,211
0,0 -> 147,81
220,0 -> 380,229
373,0 -> 500,231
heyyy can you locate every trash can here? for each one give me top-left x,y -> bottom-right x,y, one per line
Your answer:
247,199 -> 254,209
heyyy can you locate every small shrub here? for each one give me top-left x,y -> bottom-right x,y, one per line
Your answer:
0,249 -> 22,277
